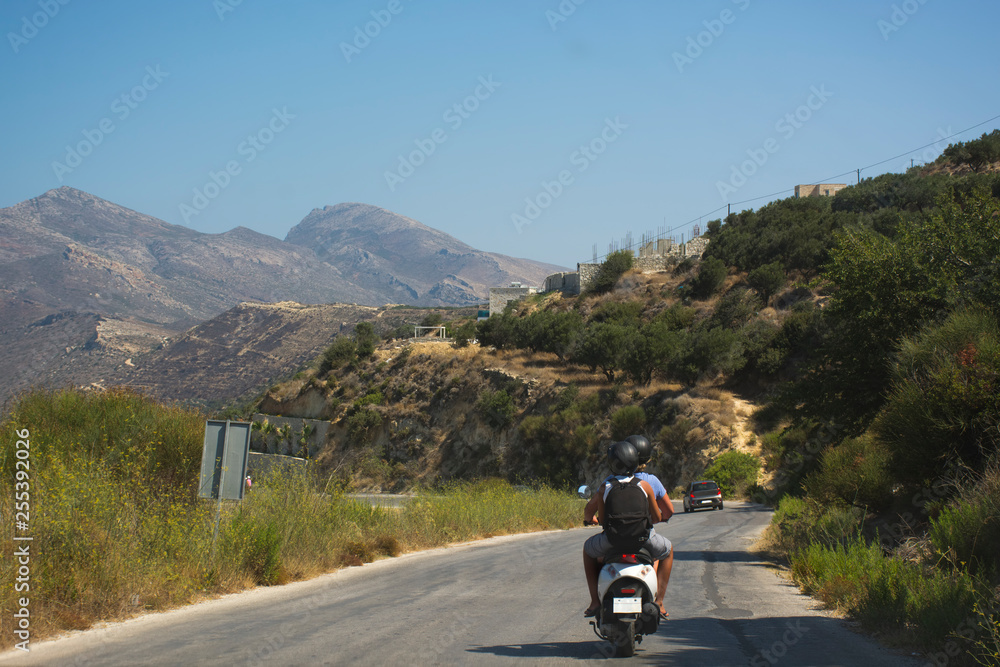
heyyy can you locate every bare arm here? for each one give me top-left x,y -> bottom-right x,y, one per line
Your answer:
584,491 -> 601,525
641,480 -> 661,523
657,495 -> 674,523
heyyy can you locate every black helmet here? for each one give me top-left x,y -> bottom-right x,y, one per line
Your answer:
626,435 -> 652,465
607,441 -> 639,476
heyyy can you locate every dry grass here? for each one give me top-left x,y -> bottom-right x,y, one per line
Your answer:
0,389 -> 582,650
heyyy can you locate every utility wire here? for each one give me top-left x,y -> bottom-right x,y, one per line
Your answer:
585,112 -> 1000,265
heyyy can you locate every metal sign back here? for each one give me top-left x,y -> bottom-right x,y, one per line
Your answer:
198,420 -> 251,500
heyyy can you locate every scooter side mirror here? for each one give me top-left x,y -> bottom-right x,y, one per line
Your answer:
577,485 -> 591,499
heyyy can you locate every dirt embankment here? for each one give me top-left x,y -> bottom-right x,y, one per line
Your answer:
258,336 -> 762,493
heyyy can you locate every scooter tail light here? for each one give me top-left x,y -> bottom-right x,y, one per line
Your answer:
620,588 -> 636,595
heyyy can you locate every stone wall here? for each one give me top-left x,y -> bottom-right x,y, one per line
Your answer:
488,286 -> 537,315
795,183 -> 848,198
573,237 -> 710,292
250,413 -> 329,459
544,271 -> 581,293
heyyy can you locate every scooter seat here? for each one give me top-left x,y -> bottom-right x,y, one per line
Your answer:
606,547 -> 655,565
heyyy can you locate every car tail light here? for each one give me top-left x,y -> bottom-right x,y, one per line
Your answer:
620,588 -> 636,595
690,493 -> 695,498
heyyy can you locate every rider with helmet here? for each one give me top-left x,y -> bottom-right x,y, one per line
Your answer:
624,434 -> 675,525
583,440 -> 672,619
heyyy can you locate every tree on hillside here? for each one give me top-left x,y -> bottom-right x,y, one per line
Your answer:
689,257 -> 727,299
319,336 -> 357,374
747,262 -> 785,303
793,188 -> 1000,431
572,322 -> 631,382
588,250 -> 634,294
354,321 -> 378,359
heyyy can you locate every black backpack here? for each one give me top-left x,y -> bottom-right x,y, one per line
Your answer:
602,477 -> 652,552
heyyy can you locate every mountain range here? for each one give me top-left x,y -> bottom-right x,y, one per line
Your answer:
0,187 -> 564,407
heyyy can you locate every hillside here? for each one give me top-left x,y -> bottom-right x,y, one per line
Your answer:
0,188 -> 563,408
285,203 -> 565,305
253,267 -> 776,493
115,302 -> 476,408
248,138 -> 1000,661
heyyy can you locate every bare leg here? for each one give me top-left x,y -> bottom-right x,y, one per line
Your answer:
653,548 -> 673,616
583,548 -> 601,614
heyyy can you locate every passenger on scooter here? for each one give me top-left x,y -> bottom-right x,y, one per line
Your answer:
589,436 -> 672,516
583,441 -> 672,619
624,435 -> 674,524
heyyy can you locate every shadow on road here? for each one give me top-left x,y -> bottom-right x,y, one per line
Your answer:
671,549 -> 781,565
468,615 -> 922,665
467,639 -> 620,661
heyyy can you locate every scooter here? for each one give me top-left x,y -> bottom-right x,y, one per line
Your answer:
579,486 -> 662,657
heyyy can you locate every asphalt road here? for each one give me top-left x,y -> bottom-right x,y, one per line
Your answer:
0,502 -> 922,666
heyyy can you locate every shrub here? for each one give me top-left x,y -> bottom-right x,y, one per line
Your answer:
346,408 -> 382,441
929,461 -> 1000,578
319,336 -> 356,374
791,538 -> 979,649
354,322 -> 378,359
767,496 -> 862,554
874,308 -> 1000,487
689,257 -> 727,299
803,435 -> 893,510
610,405 -> 646,440
477,389 -> 516,429
222,514 -> 284,585
703,450 -> 760,498
588,250 -> 634,294
747,261 -> 786,302
452,321 -> 477,348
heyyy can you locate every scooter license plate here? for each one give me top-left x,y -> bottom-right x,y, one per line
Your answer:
613,597 -> 642,614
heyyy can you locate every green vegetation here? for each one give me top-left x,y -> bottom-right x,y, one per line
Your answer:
0,388 -> 582,648
477,389 -> 517,429
703,450 -> 760,498
587,249 -> 634,294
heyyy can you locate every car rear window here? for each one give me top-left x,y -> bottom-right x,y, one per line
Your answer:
692,482 -> 718,492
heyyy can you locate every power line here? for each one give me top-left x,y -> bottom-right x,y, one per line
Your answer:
584,112 -> 1000,265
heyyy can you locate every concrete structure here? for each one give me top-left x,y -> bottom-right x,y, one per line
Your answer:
250,414 -> 329,459
543,271 -> 581,294
568,236 -> 710,293
795,183 -> 847,198
488,284 -> 537,315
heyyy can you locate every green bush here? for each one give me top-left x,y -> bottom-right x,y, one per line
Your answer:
588,250 -> 634,294
768,496 -> 863,555
874,308 -> 1000,486
452,321 -> 477,348
690,257 -> 727,299
703,450 -> 760,498
319,336 -> 356,374
354,322 -> 378,359
346,408 -> 382,441
222,514 -> 284,585
791,538 -> 979,648
803,435 -> 893,510
477,389 -> 516,429
610,405 -> 646,440
747,261 -> 786,302
929,462 -> 1000,578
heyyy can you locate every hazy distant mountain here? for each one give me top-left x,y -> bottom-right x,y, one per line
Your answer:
284,203 -> 565,305
0,187 -> 563,407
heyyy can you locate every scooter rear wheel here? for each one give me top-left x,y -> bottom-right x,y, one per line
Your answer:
611,620 -> 636,657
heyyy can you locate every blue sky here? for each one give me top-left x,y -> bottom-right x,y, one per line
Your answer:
2,0 -> 998,269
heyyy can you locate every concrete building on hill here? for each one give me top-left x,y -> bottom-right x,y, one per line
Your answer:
488,283 -> 537,316
795,183 -> 847,198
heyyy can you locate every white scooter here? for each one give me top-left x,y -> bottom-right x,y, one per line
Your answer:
579,486 -> 662,657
